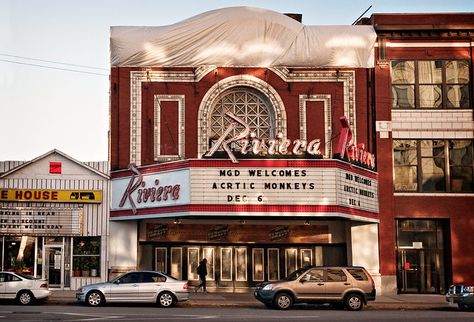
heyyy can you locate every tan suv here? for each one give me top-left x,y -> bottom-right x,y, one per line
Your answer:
254,266 -> 376,310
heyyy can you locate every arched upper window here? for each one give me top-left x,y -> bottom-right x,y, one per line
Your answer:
208,87 -> 275,149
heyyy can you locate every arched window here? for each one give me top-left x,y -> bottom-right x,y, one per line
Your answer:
208,87 -> 275,149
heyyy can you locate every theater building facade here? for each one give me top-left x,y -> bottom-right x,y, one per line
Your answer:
0,150 -> 110,290
109,7 -> 474,294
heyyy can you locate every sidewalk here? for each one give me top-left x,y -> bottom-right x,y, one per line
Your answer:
47,290 -> 454,310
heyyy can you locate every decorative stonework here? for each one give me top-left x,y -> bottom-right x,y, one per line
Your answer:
270,68 -> 357,140
154,95 -> 186,162
299,95 -> 332,157
197,75 -> 287,157
130,68 -> 357,164
391,110 -> 474,139
376,121 -> 392,139
129,67 -> 214,165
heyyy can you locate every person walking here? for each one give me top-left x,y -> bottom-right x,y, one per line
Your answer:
195,258 -> 208,293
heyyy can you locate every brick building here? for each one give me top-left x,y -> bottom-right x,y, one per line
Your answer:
361,13 -> 474,293
108,7 -> 474,294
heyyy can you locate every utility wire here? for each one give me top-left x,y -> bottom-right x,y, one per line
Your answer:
0,59 -> 109,76
0,58 -> 406,104
352,5 -> 372,25
0,53 -> 108,71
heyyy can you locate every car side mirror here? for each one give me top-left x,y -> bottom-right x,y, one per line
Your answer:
113,280 -> 120,285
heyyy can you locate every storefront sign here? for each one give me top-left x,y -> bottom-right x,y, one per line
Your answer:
335,116 -> 375,169
205,112 -> 322,163
112,165 -> 190,214
146,223 -> 168,240
190,166 -> 378,213
208,225 -> 229,241
0,207 -> 82,236
143,223 -> 329,244
269,226 -> 290,241
0,189 -> 102,203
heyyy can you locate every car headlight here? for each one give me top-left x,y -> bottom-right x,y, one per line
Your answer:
262,284 -> 273,291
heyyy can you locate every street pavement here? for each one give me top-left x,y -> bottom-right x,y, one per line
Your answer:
46,289 -> 454,311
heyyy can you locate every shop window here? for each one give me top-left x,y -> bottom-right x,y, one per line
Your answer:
187,248 -> 199,280
394,139 -> 474,192
72,237 -> 100,277
300,249 -> 312,268
391,60 -> 470,109
155,248 -> 167,273
397,219 -> 444,249
268,248 -> 280,281
203,247 -> 215,280
4,236 -> 35,275
252,248 -> 264,282
170,247 -> 182,280
285,248 -> 298,277
221,248 -> 232,281
235,248 -> 247,281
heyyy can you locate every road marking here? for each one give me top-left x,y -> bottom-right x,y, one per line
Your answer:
48,312 -> 125,321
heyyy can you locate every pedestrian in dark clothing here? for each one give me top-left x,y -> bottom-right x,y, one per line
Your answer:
195,258 -> 208,292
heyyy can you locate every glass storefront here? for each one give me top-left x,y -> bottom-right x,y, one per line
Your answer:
1,236 -> 36,274
396,219 -> 450,294
140,244 -> 347,290
72,237 -> 101,278
0,235 -> 101,289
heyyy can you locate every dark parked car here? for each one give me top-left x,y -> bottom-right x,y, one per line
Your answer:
446,284 -> 474,310
76,271 -> 189,307
254,266 -> 376,310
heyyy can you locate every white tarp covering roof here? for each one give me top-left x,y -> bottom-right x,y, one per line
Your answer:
110,7 -> 376,68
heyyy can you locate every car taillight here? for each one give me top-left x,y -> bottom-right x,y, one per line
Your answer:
183,282 -> 189,290
40,283 -> 48,289
368,273 -> 375,289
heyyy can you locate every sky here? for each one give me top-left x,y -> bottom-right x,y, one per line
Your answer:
1,0 -> 473,162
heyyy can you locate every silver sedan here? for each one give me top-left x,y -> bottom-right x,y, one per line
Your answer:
76,271 -> 189,307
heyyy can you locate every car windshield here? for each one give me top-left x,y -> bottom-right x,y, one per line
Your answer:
285,268 -> 307,281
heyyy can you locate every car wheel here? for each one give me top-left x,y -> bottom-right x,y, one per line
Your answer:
274,293 -> 293,310
86,291 -> 104,307
158,291 -> 176,307
17,290 -> 34,305
345,293 -> 363,311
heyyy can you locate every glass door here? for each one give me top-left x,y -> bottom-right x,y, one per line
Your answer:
44,246 -> 63,288
396,219 -> 447,294
399,248 -> 442,293
400,249 -> 420,292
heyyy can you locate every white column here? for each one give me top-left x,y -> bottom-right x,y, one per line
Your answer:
350,223 -> 381,294
109,220 -> 138,278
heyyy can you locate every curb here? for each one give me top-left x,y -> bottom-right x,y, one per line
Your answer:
46,299 -> 453,311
